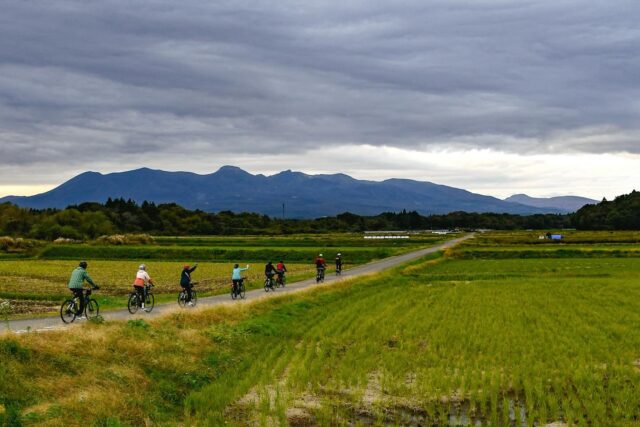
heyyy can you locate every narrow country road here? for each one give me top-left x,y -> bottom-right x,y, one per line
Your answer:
4,234 -> 473,334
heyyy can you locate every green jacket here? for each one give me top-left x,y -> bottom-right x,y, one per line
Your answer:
68,267 -> 96,289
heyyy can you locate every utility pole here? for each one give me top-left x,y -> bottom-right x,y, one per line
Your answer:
282,203 -> 285,220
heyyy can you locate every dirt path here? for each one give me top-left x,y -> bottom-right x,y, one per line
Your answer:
3,234 -> 473,334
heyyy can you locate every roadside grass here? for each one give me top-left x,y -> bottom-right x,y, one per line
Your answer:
2,234 -> 640,425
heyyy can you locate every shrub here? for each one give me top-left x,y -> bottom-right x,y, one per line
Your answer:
53,237 -> 81,244
0,236 -> 37,253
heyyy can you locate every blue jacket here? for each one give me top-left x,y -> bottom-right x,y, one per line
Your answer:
232,266 -> 249,280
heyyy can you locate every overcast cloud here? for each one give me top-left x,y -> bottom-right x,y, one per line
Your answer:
0,0 -> 638,199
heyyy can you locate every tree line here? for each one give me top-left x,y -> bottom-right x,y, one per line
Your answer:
0,191 -> 637,240
572,190 -> 640,230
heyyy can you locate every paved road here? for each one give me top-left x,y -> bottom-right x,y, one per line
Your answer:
4,234 -> 473,334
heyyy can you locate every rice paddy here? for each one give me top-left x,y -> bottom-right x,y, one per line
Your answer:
1,231 -> 639,426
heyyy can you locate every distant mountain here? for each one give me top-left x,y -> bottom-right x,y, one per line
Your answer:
504,194 -> 597,213
0,166 -> 563,218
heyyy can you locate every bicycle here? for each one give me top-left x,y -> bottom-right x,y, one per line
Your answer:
275,272 -> 286,288
231,278 -> 246,300
335,265 -> 342,276
264,275 -> 276,292
60,288 -> 99,324
316,267 -> 325,283
178,282 -> 198,308
128,284 -> 155,314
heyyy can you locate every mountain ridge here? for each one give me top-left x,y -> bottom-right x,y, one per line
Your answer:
0,166 -> 575,218
504,193 -> 597,213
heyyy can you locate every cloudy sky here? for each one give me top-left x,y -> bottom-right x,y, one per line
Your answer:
1,0 -> 638,200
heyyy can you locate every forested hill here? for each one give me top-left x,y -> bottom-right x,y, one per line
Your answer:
573,190 -> 640,230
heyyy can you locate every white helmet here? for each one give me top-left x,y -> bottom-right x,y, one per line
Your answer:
319,253 -> 323,257
139,264 -> 146,271
337,253 -> 341,256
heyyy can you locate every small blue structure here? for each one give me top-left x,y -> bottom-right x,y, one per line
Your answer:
550,234 -> 563,240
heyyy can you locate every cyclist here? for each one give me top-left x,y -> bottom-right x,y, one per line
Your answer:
315,253 -> 326,281
133,264 -> 154,310
335,253 -> 343,274
67,261 -> 99,318
232,263 -> 249,294
265,261 -> 277,289
276,260 -> 287,285
180,263 -> 198,306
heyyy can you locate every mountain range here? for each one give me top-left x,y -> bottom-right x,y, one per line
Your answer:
0,167 -> 595,218
504,194 -> 597,213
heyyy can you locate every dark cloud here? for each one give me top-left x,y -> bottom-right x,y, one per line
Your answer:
1,0 -> 640,172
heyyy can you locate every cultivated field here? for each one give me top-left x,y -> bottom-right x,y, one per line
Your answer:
0,260 -> 317,316
2,231 -> 638,426
0,232 -> 445,317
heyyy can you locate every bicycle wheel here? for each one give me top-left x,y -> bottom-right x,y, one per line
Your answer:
60,300 -> 76,323
231,285 -> 237,300
178,290 -> 187,307
191,290 -> 197,307
264,278 -> 271,292
127,293 -> 140,314
239,282 -> 246,299
85,299 -> 99,319
282,276 -> 286,287
144,293 -> 155,312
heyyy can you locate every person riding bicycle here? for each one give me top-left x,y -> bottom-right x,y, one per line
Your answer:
265,261 -> 277,288
67,261 -> 99,317
232,263 -> 249,294
133,264 -> 154,309
276,260 -> 287,284
315,254 -> 327,280
180,263 -> 198,306
335,253 -> 342,273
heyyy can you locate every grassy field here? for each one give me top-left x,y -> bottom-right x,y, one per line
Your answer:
38,244 -> 404,263
3,231 -> 639,425
469,230 -> 640,245
153,234 -> 446,248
